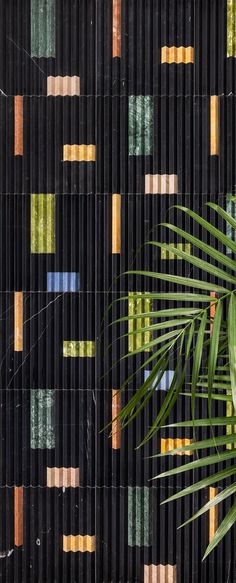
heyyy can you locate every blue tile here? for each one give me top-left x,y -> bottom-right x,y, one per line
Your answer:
47,272 -> 80,292
144,369 -> 174,391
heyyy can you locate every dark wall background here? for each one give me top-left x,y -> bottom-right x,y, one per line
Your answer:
0,1 -> 236,582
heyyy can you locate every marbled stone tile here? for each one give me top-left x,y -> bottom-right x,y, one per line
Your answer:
128,96 -> 153,156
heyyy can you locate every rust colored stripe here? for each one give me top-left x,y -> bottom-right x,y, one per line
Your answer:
210,96 -> 219,156
14,96 -> 23,156
210,292 -> 217,336
112,194 -> 121,254
209,487 -> 218,542
14,487 -> 23,547
112,389 -> 121,449
14,292 -> 23,351
112,0 -> 121,57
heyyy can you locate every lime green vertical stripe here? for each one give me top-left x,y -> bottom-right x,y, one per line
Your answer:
227,0 -> 236,57
136,293 -> 142,350
144,297 -> 152,348
226,397 -> 236,449
128,295 -> 135,352
128,293 -> 152,352
31,0 -> 56,58
31,194 -> 56,253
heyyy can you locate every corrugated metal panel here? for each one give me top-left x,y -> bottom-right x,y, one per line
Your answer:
0,1 -> 235,582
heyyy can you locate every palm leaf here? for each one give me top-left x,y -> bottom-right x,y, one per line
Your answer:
228,293 -> 236,412
203,502 -> 236,559
208,301 -> 223,414
161,465 -> 236,505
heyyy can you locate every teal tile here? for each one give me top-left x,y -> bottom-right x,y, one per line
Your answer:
226,199 -> 236,253
31,389 -> 55,449
128,486 -> 151,546
128,96 -> 153,156
31,0 -> 56,58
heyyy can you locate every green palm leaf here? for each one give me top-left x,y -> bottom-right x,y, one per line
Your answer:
228,293 -> 236,412
108,202 -> 236,558
203,503 -> 236,559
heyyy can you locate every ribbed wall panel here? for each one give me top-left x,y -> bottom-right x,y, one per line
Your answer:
0,1 -> 235,582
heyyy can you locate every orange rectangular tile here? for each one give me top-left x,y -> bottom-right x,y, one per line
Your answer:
160,438 -> 193,456
14,487 -> 23,547
14,292 -> 23,352
47,467 -> 80,487
63,535 -> 96,553
210,96 -> 219,156
209,487 -> 218,542
112,0 -> 121,57
112,389 -> 121,449
161,46 -> 194,64
144,564 -> 177,582
14,96 -> 23,156
63,144 -> 96,162
112,194 -> 121,254
210,291 -> 217,336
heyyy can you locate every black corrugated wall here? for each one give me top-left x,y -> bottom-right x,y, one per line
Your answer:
0,1 -> 235,582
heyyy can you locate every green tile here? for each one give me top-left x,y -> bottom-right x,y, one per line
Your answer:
128,487 -> 151,546
31,389 -> 55,449
63,340 -> 96,357
128,96 -> 153,156
128,292 -> 152,352
227,0 -> 236,57
161,243 -> 191,260
31,194 -> 56,253
31,0 -> 56,58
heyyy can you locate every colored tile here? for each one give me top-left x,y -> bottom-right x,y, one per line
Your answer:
144,564 -> 177,583
128,96 -> 153,156
63,535 -> 96,553
161,46 -> 194,63
63,145 -> 96,162
31,0 -> 56,58
14,487 -> 23,547
63,341 -> 96,357
112,0 -> 121,57
31,194 -> 56,254
14,96 -> 23,156
226,199 -> 236,253
227,0 -> 236,57
160,438 -> 193,456
144,369 -> 174,391
30,389 -> 55,449
209,487 -> 218,543
47,272 -> 80,292
226,398 -> 236,449
160,243 -> 191,260
112,389 -> 121,449
112,194 -> 121,254
47,467 -> 80,487
210,96 -> 219,156
128,292 -> 152,352
128,487 -> 151,546
145,174 -> 178,194
14,292 -> 23,352
47,76 -> 80,96
210,291 -> 217,336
